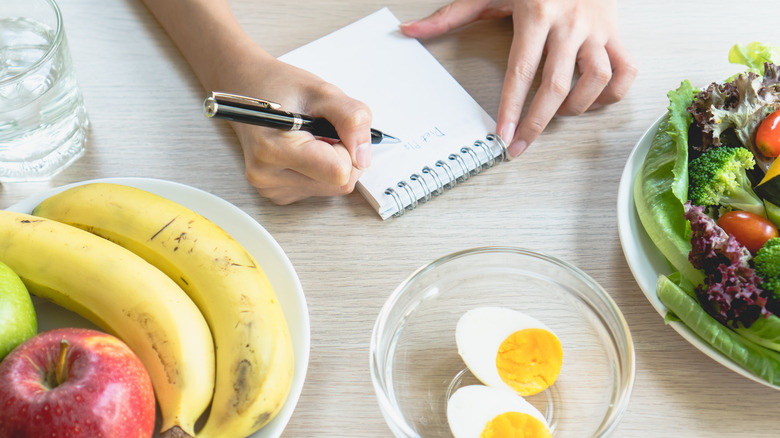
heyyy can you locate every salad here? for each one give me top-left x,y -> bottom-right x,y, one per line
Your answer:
634,42 -> 780,385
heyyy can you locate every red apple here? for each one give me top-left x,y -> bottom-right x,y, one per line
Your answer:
0,327 -> 156,437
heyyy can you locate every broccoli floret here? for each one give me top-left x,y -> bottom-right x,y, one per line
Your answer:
754,237 -> 780,298
688,146 -> 766,217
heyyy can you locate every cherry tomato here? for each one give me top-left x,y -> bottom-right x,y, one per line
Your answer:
717,210 -> 779,253
756,109 -> 780,157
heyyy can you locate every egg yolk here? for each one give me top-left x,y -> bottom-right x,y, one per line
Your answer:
480,411 -> 551,438
495,328 -> 562,396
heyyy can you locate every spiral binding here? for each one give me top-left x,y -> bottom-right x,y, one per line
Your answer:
384,133 -> 507,217
422,166 -> 444,196
409,173 -> 432,203
448,153 -> 470,182
435,159 -> 457,190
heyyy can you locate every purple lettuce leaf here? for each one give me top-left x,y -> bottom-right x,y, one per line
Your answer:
688,63 -> 780,172
684,201 -> 770,327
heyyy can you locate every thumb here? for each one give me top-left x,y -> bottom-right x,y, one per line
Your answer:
399,0 -> 486,39
309,93 -> 373,170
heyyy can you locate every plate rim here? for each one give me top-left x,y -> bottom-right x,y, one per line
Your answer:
6,176 -> 311,437
616,117 -> 780,390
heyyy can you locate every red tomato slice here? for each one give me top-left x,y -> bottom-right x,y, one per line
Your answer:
756,109 -> 780,157
717,210 -> 779,253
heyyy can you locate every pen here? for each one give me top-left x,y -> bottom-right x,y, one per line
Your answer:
203,91 -> 400,145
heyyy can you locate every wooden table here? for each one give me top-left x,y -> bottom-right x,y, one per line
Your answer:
3,0 -> 780,436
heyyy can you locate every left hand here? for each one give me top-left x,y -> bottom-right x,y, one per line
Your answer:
401,0 -> 638,157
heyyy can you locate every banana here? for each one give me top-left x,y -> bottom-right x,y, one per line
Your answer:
0,210 -> 215,438
34,182 -> 295,438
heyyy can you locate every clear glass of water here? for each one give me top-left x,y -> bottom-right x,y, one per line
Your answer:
0,0 -> 89,182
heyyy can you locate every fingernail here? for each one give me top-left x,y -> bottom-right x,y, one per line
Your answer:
356,143 -> 371,169
507,140 -> 527,158
498,123 -> 516,145
399,19 -> 418,28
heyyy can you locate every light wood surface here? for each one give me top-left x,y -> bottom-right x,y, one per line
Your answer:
3,0 -> 780,436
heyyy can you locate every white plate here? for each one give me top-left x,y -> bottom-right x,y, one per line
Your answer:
617,117 -> 780,390
7,177 -> 311,437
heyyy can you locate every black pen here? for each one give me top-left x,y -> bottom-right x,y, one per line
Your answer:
203,91 -> 400,145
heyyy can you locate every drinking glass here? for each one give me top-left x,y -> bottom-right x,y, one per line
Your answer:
0,0 -> 89,182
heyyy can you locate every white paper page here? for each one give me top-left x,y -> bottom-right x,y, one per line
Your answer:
280,8 -> 497,219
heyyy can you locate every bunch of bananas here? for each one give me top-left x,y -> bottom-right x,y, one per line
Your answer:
0,182 -> 294,438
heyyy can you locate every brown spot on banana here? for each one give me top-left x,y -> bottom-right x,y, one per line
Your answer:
232,358 -> 254,410
252,412 -> 273,430
123,308 -> 179,385
151,217 -> 178,241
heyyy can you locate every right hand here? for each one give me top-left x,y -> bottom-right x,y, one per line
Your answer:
141,0 -> 374,205
222,55 -> 374,204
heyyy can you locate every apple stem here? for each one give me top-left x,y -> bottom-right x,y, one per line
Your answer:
56,339 -> 69,386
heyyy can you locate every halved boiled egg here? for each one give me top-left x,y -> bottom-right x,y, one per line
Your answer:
456,307 -> 562,396
447,384 -> 551,438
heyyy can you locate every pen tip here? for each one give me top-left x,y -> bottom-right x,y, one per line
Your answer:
382,133 -> 402,144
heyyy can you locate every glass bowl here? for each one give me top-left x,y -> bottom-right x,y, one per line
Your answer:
370,247 -> 635,437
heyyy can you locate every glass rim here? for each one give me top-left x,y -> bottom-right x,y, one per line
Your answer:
0,0 -> 65,87
369,245 -> 636,438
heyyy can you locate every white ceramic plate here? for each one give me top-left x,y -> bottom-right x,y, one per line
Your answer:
7,177 -> 311,437
617,117 -> 780,390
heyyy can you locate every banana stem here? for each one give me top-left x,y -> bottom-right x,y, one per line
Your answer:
160,426 -> 195,438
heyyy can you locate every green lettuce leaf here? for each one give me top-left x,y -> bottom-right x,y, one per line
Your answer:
634,80 -> 704,286
736,315 -> 780,351
729,42 -> 780,74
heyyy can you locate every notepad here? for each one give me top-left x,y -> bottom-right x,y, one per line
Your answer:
280,8 -> 506,219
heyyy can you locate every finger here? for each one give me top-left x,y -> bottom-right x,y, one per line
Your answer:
305,83 -> 373,170
255,166 -> 362,205
244,130 -> 354,187
557,42 -> 612,116
399,0 -> 489,39
593,39 -> 638,107
508,36 -> 578,157
495,18 -> 550,154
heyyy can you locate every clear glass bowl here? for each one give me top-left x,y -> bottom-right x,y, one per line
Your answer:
370,247 -> 635,437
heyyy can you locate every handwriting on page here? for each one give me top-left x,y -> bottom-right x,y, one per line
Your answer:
401,127 -> 445,151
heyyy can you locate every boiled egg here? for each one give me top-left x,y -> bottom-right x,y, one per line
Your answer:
456,307 -> 562,396
447,384 -> 551,438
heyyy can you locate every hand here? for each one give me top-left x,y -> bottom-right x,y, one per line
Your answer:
141,0 -> 374,205
220,53 -> 374,204
401,0 -> 638,157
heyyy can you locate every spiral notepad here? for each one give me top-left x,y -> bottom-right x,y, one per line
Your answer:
280,8 -> 505,219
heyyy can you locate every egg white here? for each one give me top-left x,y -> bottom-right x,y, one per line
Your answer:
447,384 -> 550,438
455,306 -> 558,392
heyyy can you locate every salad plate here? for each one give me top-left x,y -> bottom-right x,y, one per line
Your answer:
6,177 -> 312,437
617,118 -> 780,390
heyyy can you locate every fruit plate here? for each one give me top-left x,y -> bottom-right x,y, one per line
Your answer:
6,176 -> 311,437
617,117 -> 780,390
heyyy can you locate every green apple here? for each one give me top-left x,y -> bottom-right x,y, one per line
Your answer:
0,260 -> 37,360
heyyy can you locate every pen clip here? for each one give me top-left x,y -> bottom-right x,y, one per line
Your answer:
209,91 -> 282,110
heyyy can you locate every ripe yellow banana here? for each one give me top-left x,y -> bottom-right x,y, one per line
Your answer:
34,182 -> 295,438
0,210 -> 215,438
